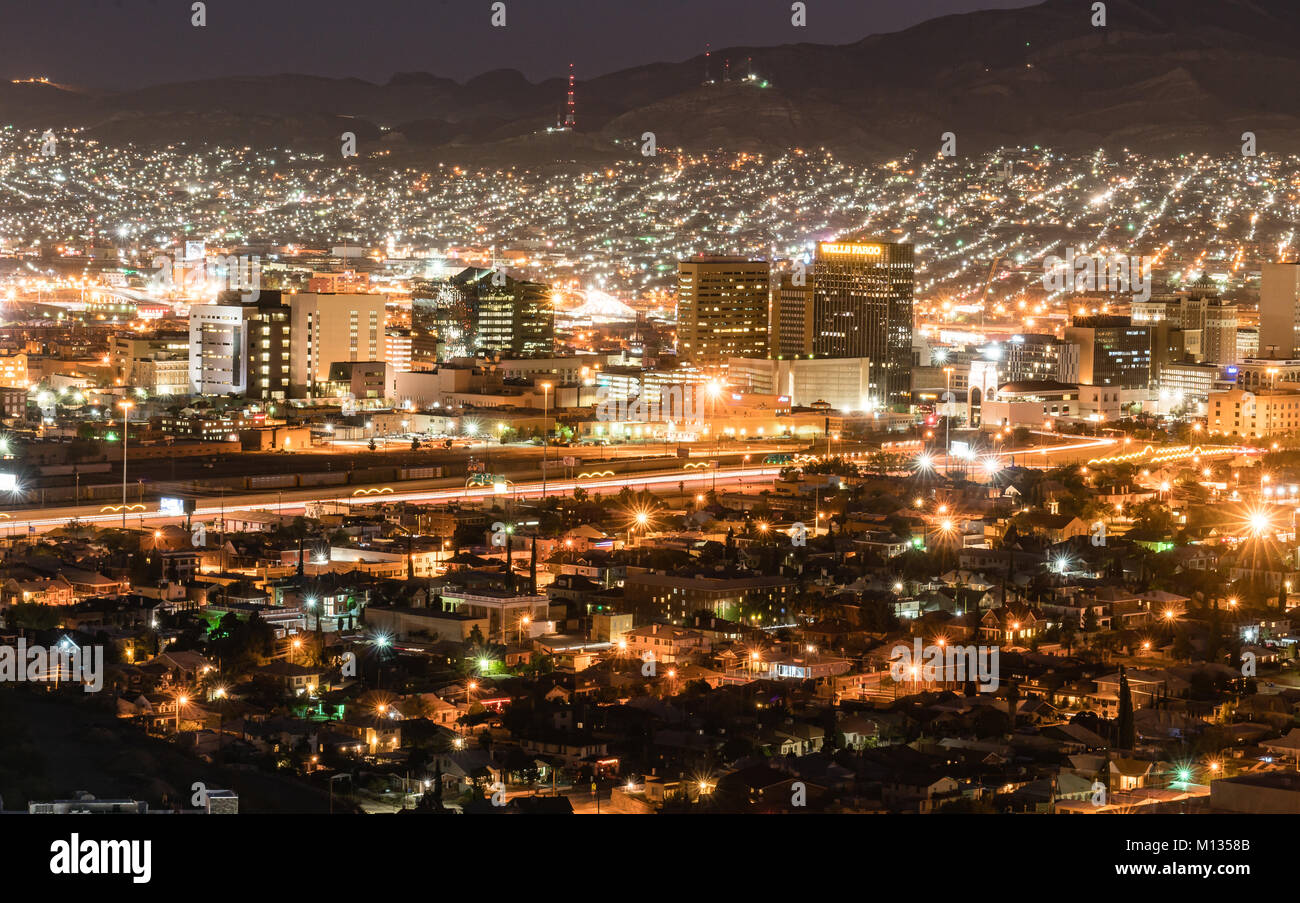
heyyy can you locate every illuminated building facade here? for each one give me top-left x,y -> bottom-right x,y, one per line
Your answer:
775,271 -> 815,359
727,356 -> 872,412
811,240 -> 913,409
385,328 -> 412,373
1209,386 -> 1300,438
1064,315 -> 1151,390
1234,359 -> 1300,392
411,269 -> 553,362
1002,334 -> 1079,384
188,292 -> 291,399
677,256 -> 770,365
477,278 -> 555,358
0,353 -> 29,389
288,292 -> 387,397
623,572 -> 797,626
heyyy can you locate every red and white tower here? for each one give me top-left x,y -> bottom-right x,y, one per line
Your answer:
563,62 -> 576,129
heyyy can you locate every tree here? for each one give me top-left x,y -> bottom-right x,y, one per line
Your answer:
401,696 -> 433,719
1117,666 -> 1135,749
368,438 -> 377,451
1127,499 -> 1174,533
1059,616 -> 1077,654
206,610 -> 277,674
467,624 -> 486,649
6,603 -> 60,630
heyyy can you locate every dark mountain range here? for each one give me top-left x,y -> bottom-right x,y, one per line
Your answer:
4,0 -> 1300,161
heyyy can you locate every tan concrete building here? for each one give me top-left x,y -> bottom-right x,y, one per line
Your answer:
677,256 -> 770,365
1208,385 -> 1300,437
1260,262 -> 1300,358
288,292 -> 387,396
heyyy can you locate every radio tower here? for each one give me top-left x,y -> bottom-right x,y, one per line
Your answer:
704,43 -> 713,84
563,62 -> 576,129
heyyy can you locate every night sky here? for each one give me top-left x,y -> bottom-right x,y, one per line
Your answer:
4,0 -> 1038,91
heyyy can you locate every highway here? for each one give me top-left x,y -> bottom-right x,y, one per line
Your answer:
932,431 -> 1118,472
0,462 -> 784,536
1,431 -> 1255,538
933,432 -> 1254,472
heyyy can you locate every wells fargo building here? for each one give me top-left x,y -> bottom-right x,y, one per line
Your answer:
812,240 -> 914,409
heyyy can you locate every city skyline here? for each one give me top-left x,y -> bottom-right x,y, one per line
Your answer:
0,1 -> 1298,866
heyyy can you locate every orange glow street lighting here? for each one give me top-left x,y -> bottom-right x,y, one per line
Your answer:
540,382 -> 552,498
118,399 -> 134,528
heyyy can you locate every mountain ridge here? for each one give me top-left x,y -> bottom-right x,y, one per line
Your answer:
3,0 -> 1300,160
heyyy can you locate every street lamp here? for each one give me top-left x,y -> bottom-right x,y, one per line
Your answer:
118,400 -> 134,528
627,508 -> 652,548
540,382 -> 552,499
707,380 -> 723,488
943,367 -> 954,475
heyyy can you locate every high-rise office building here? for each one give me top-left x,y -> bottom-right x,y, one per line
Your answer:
385,328 -> 413,373
411,269 -> 554,363
1260,262 -> 1300,358
289,292 -> 387,397
811,239 -> 914,409
677,256 -> 770,365
775,271 -> 815,359
189,302 -> 252,396
1002,334 -> 1080,384
411,277 -> 475,363
188,290 -> 291,399
1204,299 -> 1238,365
1064,315 -> 1151,390
477,277 -> 555,358
1136,276 -> 1236,365
1149,319 -> 1194,380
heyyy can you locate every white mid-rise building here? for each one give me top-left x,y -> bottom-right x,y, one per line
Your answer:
188,302 -> 254,395
726,357 -> 873,412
